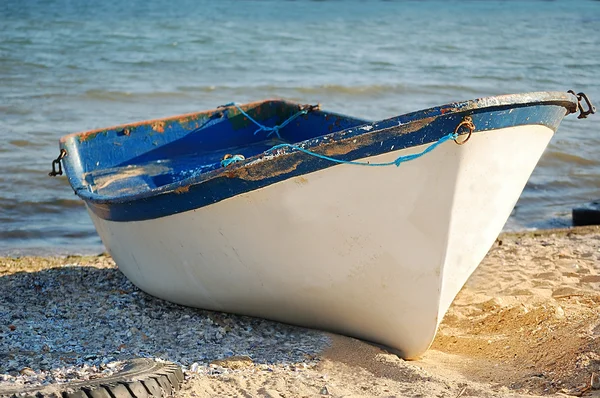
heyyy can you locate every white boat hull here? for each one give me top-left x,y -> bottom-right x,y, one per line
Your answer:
88,124 -> 553,358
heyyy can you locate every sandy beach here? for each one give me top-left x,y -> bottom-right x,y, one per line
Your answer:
2,226 -> 600,397
2,2 -> 598,397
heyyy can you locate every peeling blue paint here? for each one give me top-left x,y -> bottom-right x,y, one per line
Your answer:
58,92 -> 578,222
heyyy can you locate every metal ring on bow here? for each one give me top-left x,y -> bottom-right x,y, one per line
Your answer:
454,116 -> 475,145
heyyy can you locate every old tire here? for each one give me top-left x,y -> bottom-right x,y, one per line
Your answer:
1,359 -> 184,398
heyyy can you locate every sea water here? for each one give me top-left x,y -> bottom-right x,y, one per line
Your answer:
1,0 -> 598,255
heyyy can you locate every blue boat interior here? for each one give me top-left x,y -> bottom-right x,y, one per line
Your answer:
61,100 -> 370,198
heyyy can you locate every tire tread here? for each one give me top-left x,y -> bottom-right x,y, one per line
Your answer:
0,360 -> 183,398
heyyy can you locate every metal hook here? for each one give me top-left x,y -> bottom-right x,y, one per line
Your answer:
568,90 -> 596,119
48,149 -> 67,176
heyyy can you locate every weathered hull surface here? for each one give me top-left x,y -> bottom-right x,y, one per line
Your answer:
55,91 -> 585,358
87,123 -> 552,358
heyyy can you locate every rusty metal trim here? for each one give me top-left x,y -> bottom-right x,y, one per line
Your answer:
567,90 -> 596,119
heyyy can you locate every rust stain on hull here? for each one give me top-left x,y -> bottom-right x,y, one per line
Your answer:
79,131 -> 104,142
152,121 -> 166,133
396,116 -> 437,135
322,140 -> 362,157
295,176 -> 308,185
229,159 -> 303,182
174,186 -> 190,194
322,116 -> 437,157
63,99 -> 284,144
225,115 -> 438,183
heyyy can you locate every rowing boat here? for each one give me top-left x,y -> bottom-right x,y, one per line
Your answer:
52,91 -> 593,358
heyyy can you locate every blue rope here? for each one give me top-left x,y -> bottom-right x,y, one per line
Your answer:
221,154 -> 246,167
268,132 -> 458,167
221,102 -> 309,139
219,101 -> 457,168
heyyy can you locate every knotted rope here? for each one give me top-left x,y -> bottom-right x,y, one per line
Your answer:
220,102 -> 313,139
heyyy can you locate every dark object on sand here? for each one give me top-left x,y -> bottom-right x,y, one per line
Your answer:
0,359 -> 183,398
573,201 -> 600,227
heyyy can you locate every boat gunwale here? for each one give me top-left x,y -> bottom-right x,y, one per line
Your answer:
59,98 -> 294,144
61,91 -> 578,206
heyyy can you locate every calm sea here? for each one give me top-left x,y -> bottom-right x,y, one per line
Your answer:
1,0 -> 599,256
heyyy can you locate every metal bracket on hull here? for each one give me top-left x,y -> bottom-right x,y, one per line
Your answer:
568,90 -> 596,119
48,149 -> 67,177
454,116 -> 475,145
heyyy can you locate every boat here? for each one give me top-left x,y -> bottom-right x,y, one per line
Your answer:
51,91 -> 594,359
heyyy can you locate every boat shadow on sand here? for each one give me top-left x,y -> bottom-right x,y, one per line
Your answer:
0,257 -> 331,378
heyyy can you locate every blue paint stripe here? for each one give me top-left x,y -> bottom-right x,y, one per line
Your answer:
80,102 -> 571,222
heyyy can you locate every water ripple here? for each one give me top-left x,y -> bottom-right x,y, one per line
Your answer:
1,0 -> 599,254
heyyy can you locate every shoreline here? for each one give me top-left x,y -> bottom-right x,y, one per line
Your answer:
0,221 -> 588,259
2,225 -> 600,397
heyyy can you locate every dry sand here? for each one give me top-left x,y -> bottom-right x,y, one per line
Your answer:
2,226 -> 600,397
